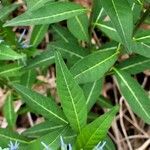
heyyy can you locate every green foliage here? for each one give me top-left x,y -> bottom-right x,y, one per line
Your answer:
0,0 -> 149,149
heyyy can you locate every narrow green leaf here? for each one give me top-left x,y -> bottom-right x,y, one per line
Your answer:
114,68 -> 150,124
4,2 -> 87,26
92,0 -> 104,26
0,43 -> 26,60
55,52 -> 87,133
0,63 -> 23,77
22,121 -> 65,138
117,55 -> 150,74
0,3 -> 19,20
67,14 -> 89,41
83,79 -> 103,111
24,50 -> 54,70
100,0 -> 133,51
70,46 -> 118,84
12,83 -> 68,124
51,24 -> 77,43
28,126 -> 72,150
3,92 -> 17,129
76,106 -> 119,149
30,25 -> 49,47
104,135 -> 116,150
131,41 -> 150,58
48,41 -> 88,61
26,0 -> 53,11
134,29 -> 150,44
97,96 -> 113,109
0,128 -> 29,148
20,70 -> 36,88
95,21 -> 121,42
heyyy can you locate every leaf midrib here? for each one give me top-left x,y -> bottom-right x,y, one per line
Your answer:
114,69 -> 150,120
57,53 -> 81,132
14,86 -> 68,124
74,51 -> 118,79
6,8 -> 86,25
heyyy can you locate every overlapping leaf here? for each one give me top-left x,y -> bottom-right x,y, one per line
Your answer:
67,14 -> 89,41
55,52 -> 87,133
114,68 -> 150,124
100,0 -> 133,51
12,83 -> 68,124
76,106 -> 119,149
4,2 -> 87,26
70,46 -> 119,84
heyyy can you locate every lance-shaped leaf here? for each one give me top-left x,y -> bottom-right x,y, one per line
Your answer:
0,44 -> 26,60
0,63 -> 23,77
30,25 -> 49,47
0,128 -> 29,148
113,68 -> 150,124
48,41 -> 88,61
20,70 -> 36,88
55,52 -> 87,133
26,0 -> 54,11
104,135 -> 116,150
76,106 -> 119,149
12,83 -> 68,124
117,55 -> 150,74
22,121 -> 65,138
0,3 -> 20,20
131,41 -> 150,58
3,92 -> 17,129
67,14 -> 89,41
70,46 -> 119,84
51,24 -> 77,43
83,79 -> 103,112
100,0 -> 133,51
92,0 -> 104,26
95,21 -> 121,42
24,50 -> 55,70
4,2 -> 87,26
134,29 -> 150,44
28,126 -> 71,150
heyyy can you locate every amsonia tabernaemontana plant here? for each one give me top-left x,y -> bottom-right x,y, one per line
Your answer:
0,0 -> 150,149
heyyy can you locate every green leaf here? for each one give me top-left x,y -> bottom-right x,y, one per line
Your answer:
131,41 -> 150,58
100,0 -> 133,51
117,55 -> 150,74
95,21 -> 121,43
76,106 -> 119,149
97,96 -> 113,109
26,0 -> 54,11
20,70 -> 36,88
3,92 -> 17,129
22,121 -> 65,138
0,43 -> 26,60
24,50 -> 54,70
70,46 -> 118,84
113,68 -> 150,124
67,14 -> 89,41
28,126 -> 71,150
134,29 -> 150,44
48,41 -> 88,61
55,52 -> 87,133
30,25 -> 49,47
92,0 -> 104,26
0,3 -> 19,20
0,63 -> 23,77
4,2 -> 87,26
83,79 -> 103,111
104,135 -> 116,150
0,128 -> 29,148
51,24 -> 77,43
12,83 -> 68,124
